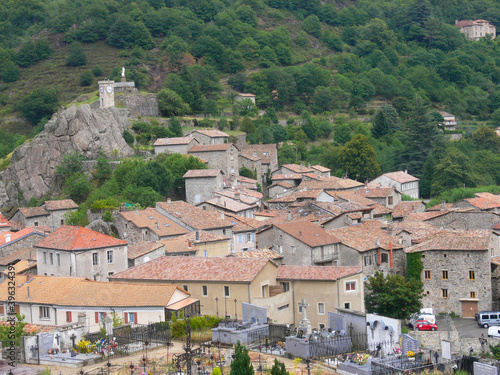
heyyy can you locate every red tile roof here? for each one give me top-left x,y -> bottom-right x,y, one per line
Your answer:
282,164 -> 314,174
455,19 -> 494,28
0,214 -> 10,228
189,144 -> 234,153
36,225 -> 127,250
274,220 -> 340,247
119,208 -> 189,237
111,257 -> 274,282
405,230 -> 493,253
153,136 -> 195,146
204,196 -> 257,213
193,129 -> 229,138
277,265 -> 361,281
0,321 -> 56,334
327,222 -> 403,252
0,228 -> 45,248
356,187 -> 394,199
225,213 -> 263,233
272,174 -> 303,180
379,171 -> 419,183
392,201 -> 426,218
19,207 -> 49,218
298,178 -> 364,190
157,201 -> 235,230
183,169 -> 222,178
230,247 -> 281,260
465,193 -> 500,210
128,241 -> 165,260
311,165 -> 331,173
43,199 -> 78,211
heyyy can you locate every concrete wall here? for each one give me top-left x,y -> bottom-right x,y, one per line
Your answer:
194,239 -> 231,257
372,176 -> 419,199
36,244 -> 128,281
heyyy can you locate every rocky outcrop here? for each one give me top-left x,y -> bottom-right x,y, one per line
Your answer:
116,93 -> 159,117
0,104 -> 134,205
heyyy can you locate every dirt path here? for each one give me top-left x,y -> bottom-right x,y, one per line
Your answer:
21,341 -> 338,375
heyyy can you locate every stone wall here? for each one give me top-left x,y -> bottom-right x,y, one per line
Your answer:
426,211 -> 500,230
116,93 -> 159,117
0,234 -> 45,258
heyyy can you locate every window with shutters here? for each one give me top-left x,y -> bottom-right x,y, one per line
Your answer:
66,311 -> 72,323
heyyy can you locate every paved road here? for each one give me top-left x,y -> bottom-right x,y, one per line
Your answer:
450,317 -> 486,338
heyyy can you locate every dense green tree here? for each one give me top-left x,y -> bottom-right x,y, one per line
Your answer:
0,60 -> 19,82
18,87 -> 59,125
169,118 -> 183,137
365,271 -> 424,320
66,42 -> 87,67
230,341 -> 254,375
302,15 -> 322,38
472,127 -> 500,153
158,89 -> 191,117
56,152 -> 85,181
431,149 -> 477,196
270,124 -> 288,144
240,116 -> 255,134
270,359 -> 289,375
371,104 -> 399,138
338,134 -> 381,181
64,173 -> 92,203
80,70 -> 93,86
94,155 -> 112,185
0,315 -> 27,347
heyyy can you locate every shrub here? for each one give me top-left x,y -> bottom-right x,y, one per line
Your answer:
80,70 -> 94,86
91,66 -> 103,77
123,130 -> 134,145
66,42 -> 87,67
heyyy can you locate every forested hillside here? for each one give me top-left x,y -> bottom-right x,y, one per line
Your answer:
0,0 -> 499,203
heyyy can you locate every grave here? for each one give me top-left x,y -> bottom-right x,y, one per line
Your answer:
474,362 -> 499,375
399,334 -> 419,356
211,303 -> 268,345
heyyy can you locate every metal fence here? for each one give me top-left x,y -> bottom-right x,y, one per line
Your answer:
371,355 -> 462,375
246,323 -> 292,348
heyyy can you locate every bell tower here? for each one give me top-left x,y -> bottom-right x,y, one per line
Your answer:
98,79 -> 115,108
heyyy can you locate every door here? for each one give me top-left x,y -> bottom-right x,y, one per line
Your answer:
461,301 -> 478,318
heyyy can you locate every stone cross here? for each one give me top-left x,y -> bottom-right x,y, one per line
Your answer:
70,333 -> 77,348
298,298 -> 309,320
55,333 -> 60,346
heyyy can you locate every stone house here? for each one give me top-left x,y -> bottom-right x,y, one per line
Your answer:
391,201 -> 427,222
183,169 -> 224,205
269,181 -> 294,199
371,171 -> 420,199
297,178 -> 365,192
311,165 -> 331,178
111,257 -> 279,320
42,200 -> 79,231
236,176 -> 258,190
10,207 -> 50,230
274,164 -> 314,176
188,129 -> 229,145
262,265 -> 364,328
405,230 -> 499,317
239,153 -> 262,185
162,231 -> 232,257
114,208 -> 189,244
270,174 -> 303,189
35,225 -> 128,281
424,211 -> 500,230
235,93 -> 256,104
355,186 -> 401,209
199,195 -> 258,219
455,19 -> 496,41
454,192 -> 500,213
438,111 -> 458,131
0,275 -> 194,332
0,214 -> 11,233
326,221 -> 406,277
0,228 -> 46,258
225,213 -> 263,253
188,144 -> 239,177
239,144 -> 278,178
9,200 -> 78,232
153,136 -> 199,155
128,241 -> 165,267
215,188 -> 263,209
257,220 -> 341,266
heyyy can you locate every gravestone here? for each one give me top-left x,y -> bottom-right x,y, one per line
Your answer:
474,362 -> 498,375
297,298 -> 312,336
39,333 -> 55,355
242,303 -> 267,324
399,334 -> 418,355
441,340 -> 451,360
103,315 -> 113,335
329,312 -> 345,331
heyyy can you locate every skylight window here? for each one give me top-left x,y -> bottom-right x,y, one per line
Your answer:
148,216 -> 154,219
164,224 -> 170,227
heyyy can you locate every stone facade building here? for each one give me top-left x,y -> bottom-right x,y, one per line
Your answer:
371,171 -> 420,199
425,211 -> 500,230
153,136 -> 198,155
183,169 -> 224,205
455,19 -> 496,41
188,129 -> 229,145
239,154 -> 262,185
36,225 -> 128,281
405,230 -> 498,317
188,144 -> 239,178
0,228 -> 46,258
9,200 -> 78,232
239,144 -> 278,178
128,241 -> 165,267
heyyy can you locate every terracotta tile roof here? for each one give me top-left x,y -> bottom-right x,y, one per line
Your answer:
392,201 -> 425,218
267,189 -> 324,205
240,154 -> 260,161
298,178 -> 364,190
204,196 -> 257,213
230,247 -> 281,260
272,174 -> 303,181
465,193 -> 500,210
311,165 -> 331,173
0,228 -> 45,248
157,201 -> 234,230
277,265 -> 361,281
119,209 -> 189,238
237,176 -> 258,184
330,191 -> 380,207
494,220 -> 500,230
0,214 -> 10,228
236,93 -> 256,98
216,188 -> 262,203
43,199 -> 78,211
183,169 -> 222,178
189,144 -> 234,153
36,225 -> 127,250
405,230 -> 493,253
193,129 -> 229,138
404,211 -> 450,222
274,220 -> 340,247
426,203 -> 454,211
378,171 -> 419,184
159,237 -> 199,254
0,248 -> 36,265
327,222 -> 403,252
388,221 -> 443,244
0,275 -> 186,307
225,213 -> 263,233
19,207 -> 49,218
282,164 -> 314,173
371,203 -> 392,216
153,136 -> 194,146
111,256 -> 273,282
128,241 -> 165,260
301,172 -> 321,180
3,259 -> 36,274
240,144 -> 277,165
455,19 -> 494,28
178,231 -> 230,243
270,181 -> 294,189
356,187 -> 394,199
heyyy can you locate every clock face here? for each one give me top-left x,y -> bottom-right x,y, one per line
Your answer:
106,85 -> 113,94
100,86 -> 104,93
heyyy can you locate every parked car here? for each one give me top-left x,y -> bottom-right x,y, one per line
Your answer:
416,320 -> 438,331
477,311 -> 500,328
409,312 -> 436,328
488,326 -> 500,338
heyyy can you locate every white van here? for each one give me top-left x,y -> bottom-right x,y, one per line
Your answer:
478,312 -> 500,328
488,326 -> 500,338
409,312 -> 436,328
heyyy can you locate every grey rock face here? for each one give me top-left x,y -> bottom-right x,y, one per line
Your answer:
0,104 -> 134,205
116,93 -> 159,117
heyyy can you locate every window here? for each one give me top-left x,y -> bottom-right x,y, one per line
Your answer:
279,245 -> 283,254
61,219 -> 64,225
442,289 -> 448,298
127,312 -> 135,323
238,235 -> 243,244
262,285 -> 267,297
318,303 -> 325,314
344,302 -> 350,309
107,250 -> 113,264
470,291 -> 476,298
469,270 -> 475,280
246,233 -> 252,242
280,282 -> 290,292
195,195 -> 201,204
49,253 -> 54,265
292,246 -> 296,254
183,285 -> 189,292
381,253 -> 388,263
34,222 -> 38,227
40,306 -> 50,319
346,281 -> 356,291
66,311 -> 72,323
364,255 -> 372,266
424,270 -> 431,280
388,196 -> 393,205
108,272 -> 114,277
203,250 -> 207,257
43,252 -> 47,264
56,253 -> 60,266
442,270 -> 448,280
202,285 -> 208,296
224,286 -> 230,297
319,323 -> 325,329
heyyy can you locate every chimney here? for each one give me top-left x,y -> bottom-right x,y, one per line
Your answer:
5,233 -> 11,243
376,238 -> 381,247
287,211 -> 292,221
299,230 -> 302,237
135,210 -> 139,215
196,231 -> 200,241
235,192 -> 240,201
441,201 -> 446,211
167,197 -> 172,204
404,169 -> 408,174
389,242 -> 393,269
155,222 -> 159,231
188,241 -> 192,249
27,286 -> 30,300
221,212 -> 225,219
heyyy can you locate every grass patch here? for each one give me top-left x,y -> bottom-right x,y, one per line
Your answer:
0,151 -> 14,171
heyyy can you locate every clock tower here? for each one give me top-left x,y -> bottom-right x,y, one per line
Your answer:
98,79 -> 115,108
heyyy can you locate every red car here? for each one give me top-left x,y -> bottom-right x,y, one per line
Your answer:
416,319 -> 438,331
